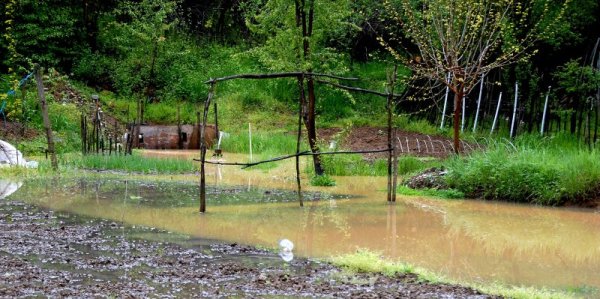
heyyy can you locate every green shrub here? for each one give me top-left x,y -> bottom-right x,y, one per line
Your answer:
397,156 -> 425,175
310,174 -> 336,186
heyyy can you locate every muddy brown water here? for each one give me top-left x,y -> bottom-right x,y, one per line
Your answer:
5,150 -> 600,293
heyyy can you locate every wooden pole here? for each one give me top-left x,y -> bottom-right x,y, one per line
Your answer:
440,72 -> 450,129
473,74 -> 485,132
510,83 -> 519,138
461,91 -> 466,133
296,75 -> 305,207
200,82 -> 216,213
214,98 -> 219,144
541,86 -> 551,135
249,123 -> 253,162
491,92 -> 502,134
34,67 -> 58,171
386,65 -> 398,202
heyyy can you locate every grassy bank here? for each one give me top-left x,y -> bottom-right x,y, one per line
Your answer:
331,250 -> 590,299
445,134 -> 600,205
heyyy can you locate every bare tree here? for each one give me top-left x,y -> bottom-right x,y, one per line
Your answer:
382,0 -> 568,153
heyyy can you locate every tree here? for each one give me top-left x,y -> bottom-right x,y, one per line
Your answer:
244,0 -> 354,175
381,0 -> 569,152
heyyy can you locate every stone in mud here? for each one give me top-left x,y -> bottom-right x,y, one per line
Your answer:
406,167 -> 448,189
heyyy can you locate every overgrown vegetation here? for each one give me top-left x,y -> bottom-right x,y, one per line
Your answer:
446,134 -> 600,205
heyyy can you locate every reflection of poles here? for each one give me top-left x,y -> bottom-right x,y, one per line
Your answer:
199,82 -> 216,213
387,204 -> 397,257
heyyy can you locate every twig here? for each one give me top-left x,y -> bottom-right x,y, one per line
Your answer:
205,72 -> 358,84
195,148 -> 392,169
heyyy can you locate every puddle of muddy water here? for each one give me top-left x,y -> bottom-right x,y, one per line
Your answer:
4,150 -> 600,294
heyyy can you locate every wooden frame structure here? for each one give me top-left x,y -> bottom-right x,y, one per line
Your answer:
197,70 -> 403,213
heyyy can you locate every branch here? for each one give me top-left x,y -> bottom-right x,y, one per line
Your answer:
315,79 -> 405,99
195,148 -> 392,169
204,72 -> 358,84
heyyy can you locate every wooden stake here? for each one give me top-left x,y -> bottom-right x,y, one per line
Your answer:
473,74 -> 485,132
296,75 -> 305,207
541,86 -> 551,135
491,92 -> 502,134
34,67 -> 58,171
199,82 -> 216,213
440,72 -> 450,129
510,83 -> 519,138
387,65 -> 398,202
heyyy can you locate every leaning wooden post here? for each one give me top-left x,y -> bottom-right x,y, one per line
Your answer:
541,86 -> 551,135
200,81 -> 216,213
440,72 -> 450,129
491,92 -> 503,134
35,67 -> 58,171
473,74 -> 485,133
296,75 -> 305,207
390,66 -> 398,202
510,83 -> 519,138
387,65 -> 398,202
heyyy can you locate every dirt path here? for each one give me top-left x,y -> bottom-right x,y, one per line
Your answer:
0,200 -> 497,298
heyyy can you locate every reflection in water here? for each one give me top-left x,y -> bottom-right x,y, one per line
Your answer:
0,180 -> 22,199
7,151 -> 600,291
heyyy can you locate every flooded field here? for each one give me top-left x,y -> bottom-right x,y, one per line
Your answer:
3,150 -> 600,293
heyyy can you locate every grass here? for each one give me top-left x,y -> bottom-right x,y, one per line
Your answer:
63,152 -> 197,174
310,174 -> 336,186
396,185 -> 465,199
331,249 -> 586,299
445,133 -> 600,205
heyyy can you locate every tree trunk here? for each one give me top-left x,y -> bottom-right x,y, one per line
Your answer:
297,0 -> 323,175
35,68 -> 58,171
453,89 -> 463,154
305,78 -> 324,175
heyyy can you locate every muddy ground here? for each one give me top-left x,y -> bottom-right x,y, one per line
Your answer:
318,127 -> 475,160
0,200 -> 498,298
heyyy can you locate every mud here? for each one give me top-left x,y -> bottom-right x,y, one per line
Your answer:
0,200 -> 497,298
319,127 -> 472,160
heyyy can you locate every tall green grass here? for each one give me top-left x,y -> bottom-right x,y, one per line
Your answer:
64,153 -> 197,174
446,133 -> 600,205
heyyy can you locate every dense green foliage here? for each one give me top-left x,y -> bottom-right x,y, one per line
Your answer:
446,135 -> 600,205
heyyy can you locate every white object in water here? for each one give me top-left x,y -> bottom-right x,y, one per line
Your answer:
279,251 -> 294,262
279,239 -> 294,252
278,238 -> 294,262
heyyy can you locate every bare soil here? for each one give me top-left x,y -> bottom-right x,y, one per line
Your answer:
0,200 -> 498,298
318,127 -> 472,160
0,122 -> 38,141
